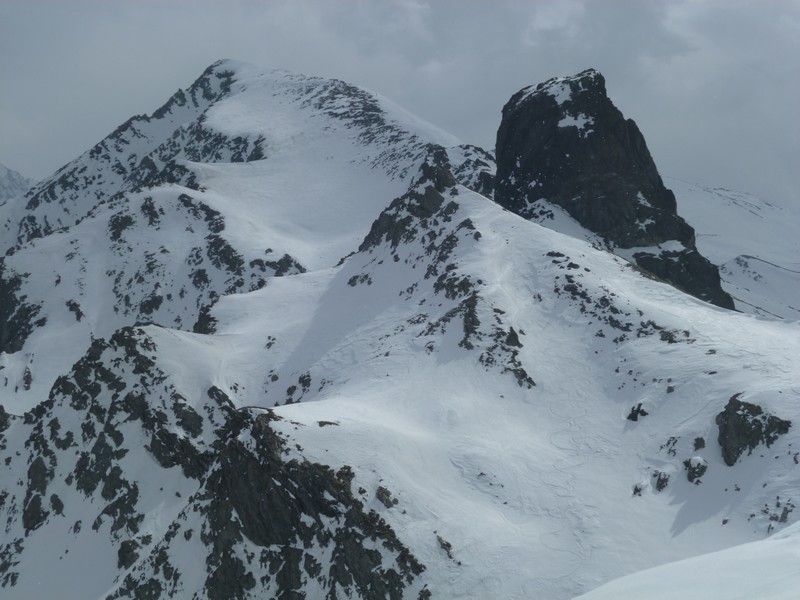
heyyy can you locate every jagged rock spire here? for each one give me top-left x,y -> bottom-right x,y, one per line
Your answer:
494,69 -> 734,309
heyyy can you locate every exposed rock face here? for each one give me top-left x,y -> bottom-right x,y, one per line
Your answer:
716,393 -> 791,466
0,405 -> 9,433
108,412 -> 427,600
633,248 -> 732,308
495,69 -> 734,309
0,261 -> 43,354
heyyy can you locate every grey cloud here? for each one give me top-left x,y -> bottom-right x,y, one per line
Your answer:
0,0 -> 796,208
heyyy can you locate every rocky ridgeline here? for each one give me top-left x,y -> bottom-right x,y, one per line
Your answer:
494,69 -> 734,309
259,157 -> 538,408
2,63 -> 236,251
0,62 -> 254,376
353,159 -> 535,389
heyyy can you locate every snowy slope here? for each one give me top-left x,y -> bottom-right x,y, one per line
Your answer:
0,163 -> 35,203
573,521 -> 800,600
668,177 -> 800,320
1,61 -> 798,600
182,171 -> 800,598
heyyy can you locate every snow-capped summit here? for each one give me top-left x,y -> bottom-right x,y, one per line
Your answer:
0,60 -> 494,413
0,163 -> 35,203
515,68 -> 605,109
1,60 -> 491,253
495,69 -> 734,309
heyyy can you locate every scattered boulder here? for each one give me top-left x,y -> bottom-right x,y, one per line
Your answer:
627,403 -> 649,421
683,457 -> 708,483
376,485 -> 399,509
652,470 -> 670,492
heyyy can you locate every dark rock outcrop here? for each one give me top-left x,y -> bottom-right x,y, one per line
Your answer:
627,403 -> 649,421
0,261 -> 43,354
716,393 -> 791,466
109,411 -> 427,600
652,470 -> 670,492
634,248 -> 733,309
494,69 -> 734,309
0,405 -> 9,433
683,457 -> 708,483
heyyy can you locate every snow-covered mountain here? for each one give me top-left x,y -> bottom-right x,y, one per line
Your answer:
0,60 -> 492,414
0,163 -> 35,203
1,60 -> 798,599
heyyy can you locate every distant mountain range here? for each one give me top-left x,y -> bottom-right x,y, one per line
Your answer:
0,163 -> 35,203
0,60 -> 797,599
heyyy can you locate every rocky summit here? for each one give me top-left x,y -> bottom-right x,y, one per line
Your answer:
494,69 -> 735,309
0,60 -> 798,600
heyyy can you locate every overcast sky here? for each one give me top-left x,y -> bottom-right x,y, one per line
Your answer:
1,0 -> 797,207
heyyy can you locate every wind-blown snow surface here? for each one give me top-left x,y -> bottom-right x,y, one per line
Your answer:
1,61 -> 798,599
668,177 -> 800,320
572,521 -> 800,600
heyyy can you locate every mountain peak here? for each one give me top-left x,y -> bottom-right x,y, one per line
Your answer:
515,67 -> 605,109
494,69 -> 734,309
0,58 -> 495,410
